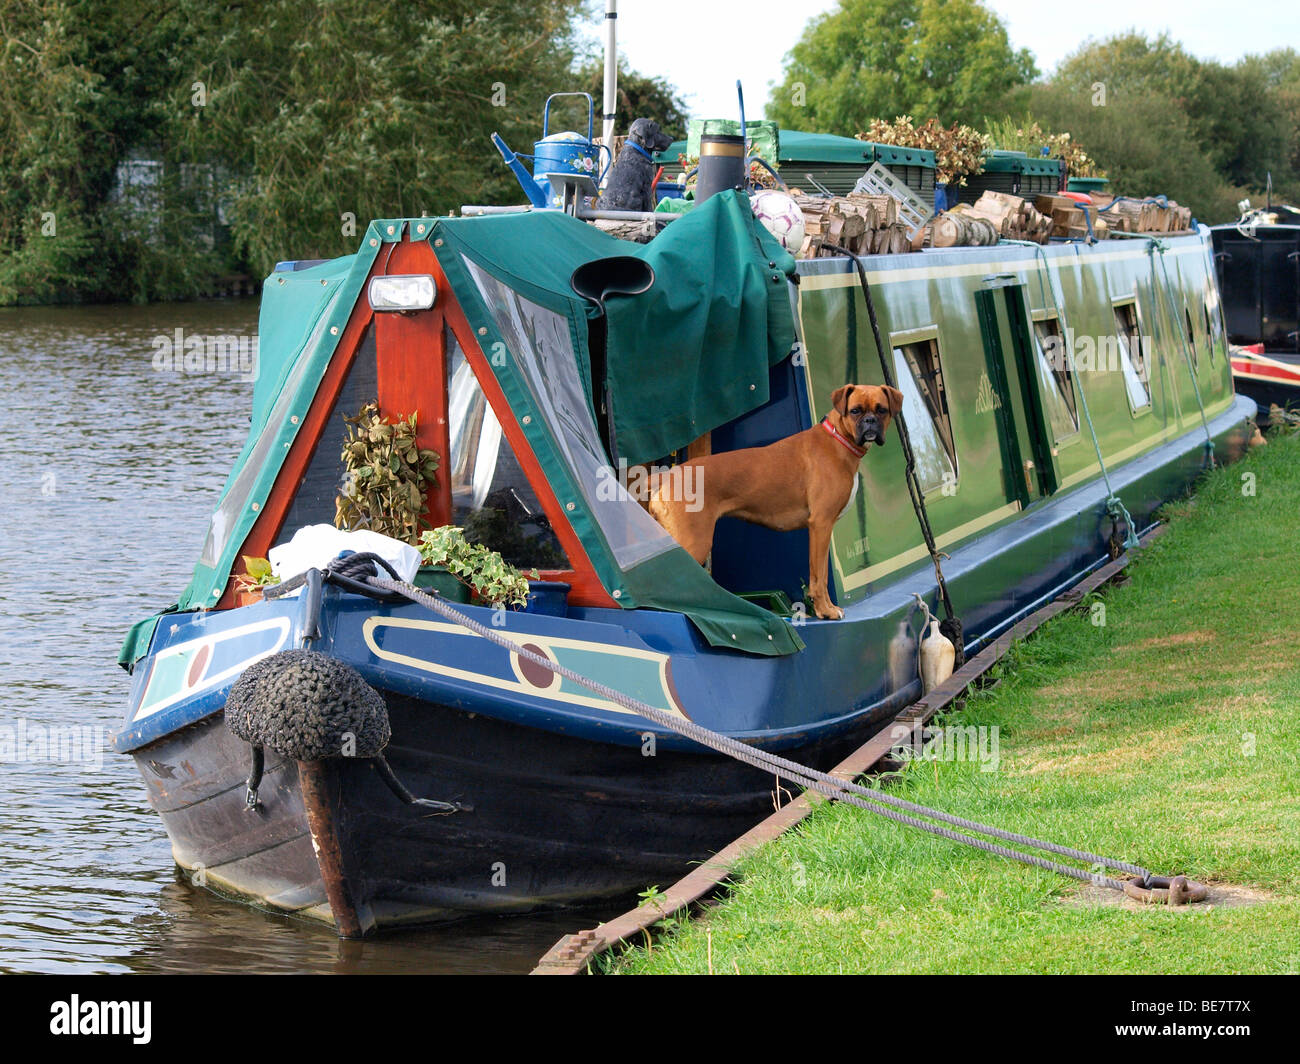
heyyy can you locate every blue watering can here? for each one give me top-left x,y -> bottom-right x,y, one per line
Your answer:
491,93 -> 612,209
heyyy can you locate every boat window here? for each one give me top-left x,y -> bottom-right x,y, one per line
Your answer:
891,338 -> 957,493
446,330 -> 569,570
463,257 -> 675,570
1184,306 -> 1199,370
1031,317 -> 1078,440
274,324 -> 378,543
1113,302 -> 1151,412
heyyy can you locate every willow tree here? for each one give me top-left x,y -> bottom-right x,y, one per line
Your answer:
173,0 -> 588,275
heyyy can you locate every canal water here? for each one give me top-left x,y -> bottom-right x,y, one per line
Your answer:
0,300 -> 619,974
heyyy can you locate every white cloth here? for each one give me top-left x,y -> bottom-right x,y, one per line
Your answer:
269,524 -> 421,586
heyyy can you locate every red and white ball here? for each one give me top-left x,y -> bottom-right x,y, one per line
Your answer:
749,189 -> 805,252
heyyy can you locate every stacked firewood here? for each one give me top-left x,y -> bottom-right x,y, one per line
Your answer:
1085,193 -> 1192,234
1034,194 -> 1109,240
790,191 -> 917,258
930,191 -> 1052,247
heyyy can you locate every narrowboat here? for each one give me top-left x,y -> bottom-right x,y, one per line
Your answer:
114,154 -> 1253,936
1210,205 -> 1300,418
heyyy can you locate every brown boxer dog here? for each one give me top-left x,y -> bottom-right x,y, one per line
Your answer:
648,383 -> 904,620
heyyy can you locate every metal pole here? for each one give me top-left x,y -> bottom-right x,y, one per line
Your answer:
602,0 -> 618,185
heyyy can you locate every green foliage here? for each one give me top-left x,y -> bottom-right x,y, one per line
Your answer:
0,0 -> 225,302
981,117 -> 1106,179
1240,49 -> 1300,181
1023,82 -> 1245,222
766,15 -> 1298,223
417,526 -> 533,608
335,402 -> 440,545
241,556 -> 279,587
1031,34 -> 1300,220
0,0 -> 595,300
767,0 -> 1036,132
171,0 -> 587,276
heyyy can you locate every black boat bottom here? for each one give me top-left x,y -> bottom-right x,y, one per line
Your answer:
134,692 -> 896,934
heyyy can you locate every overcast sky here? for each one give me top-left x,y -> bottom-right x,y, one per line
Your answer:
584,0 -> 1300,124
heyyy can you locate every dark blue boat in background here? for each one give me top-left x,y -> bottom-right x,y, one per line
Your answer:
1211,205 -> 1300,419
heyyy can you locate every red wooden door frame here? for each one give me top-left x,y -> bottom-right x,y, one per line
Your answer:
221,232 -> 615,611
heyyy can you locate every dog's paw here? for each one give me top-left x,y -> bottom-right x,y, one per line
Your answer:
813,603 -> 844,621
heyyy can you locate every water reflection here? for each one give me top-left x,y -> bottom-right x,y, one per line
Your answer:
0,300 -> 620,974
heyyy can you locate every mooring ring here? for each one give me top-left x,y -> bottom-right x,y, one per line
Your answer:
1123,874 -> 1208,906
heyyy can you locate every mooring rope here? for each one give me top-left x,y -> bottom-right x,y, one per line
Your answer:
1148,239 -> 1216,464
365,573 -> 1154,892
1004,239 -> 1140,550
824,244 -> 963,660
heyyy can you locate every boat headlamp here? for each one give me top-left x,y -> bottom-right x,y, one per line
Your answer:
367,274 -> 437,312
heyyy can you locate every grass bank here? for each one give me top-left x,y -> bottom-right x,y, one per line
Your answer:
614,432 -> 1300,975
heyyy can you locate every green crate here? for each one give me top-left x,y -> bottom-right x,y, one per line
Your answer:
655,128 -> 937,203
957,151 -> 1063,203
1067,176 -> 1110,193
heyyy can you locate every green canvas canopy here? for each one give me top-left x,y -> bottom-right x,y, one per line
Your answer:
133,193 -> 803,664
433,190 -> 803,655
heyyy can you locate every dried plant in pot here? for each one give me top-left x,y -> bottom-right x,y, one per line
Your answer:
860,116 -> 991,187
334,402 -> 440,543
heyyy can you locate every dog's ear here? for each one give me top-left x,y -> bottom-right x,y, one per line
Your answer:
830,384 -> 854,417
885,385 -> 904,416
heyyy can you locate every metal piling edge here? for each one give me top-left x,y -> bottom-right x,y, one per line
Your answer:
530,524 -> 1167,975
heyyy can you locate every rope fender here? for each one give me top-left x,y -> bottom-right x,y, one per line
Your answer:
227,556 -> 472,816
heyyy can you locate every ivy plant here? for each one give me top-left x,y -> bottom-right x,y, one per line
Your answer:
418,526 -> 536,609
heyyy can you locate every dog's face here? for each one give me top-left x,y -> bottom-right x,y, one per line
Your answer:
628,118 -> 673,154
829,384 -> 904,448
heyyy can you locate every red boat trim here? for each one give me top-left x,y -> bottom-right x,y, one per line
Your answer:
429,248 -> 617,608
373,239 -> 452,529
1231,356 -> 1300,386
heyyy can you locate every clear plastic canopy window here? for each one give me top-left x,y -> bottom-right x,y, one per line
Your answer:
198,285 -> 346,572
464,258 -> 673,572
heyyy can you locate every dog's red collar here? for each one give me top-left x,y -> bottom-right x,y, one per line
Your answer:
821,417 -> 866,458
